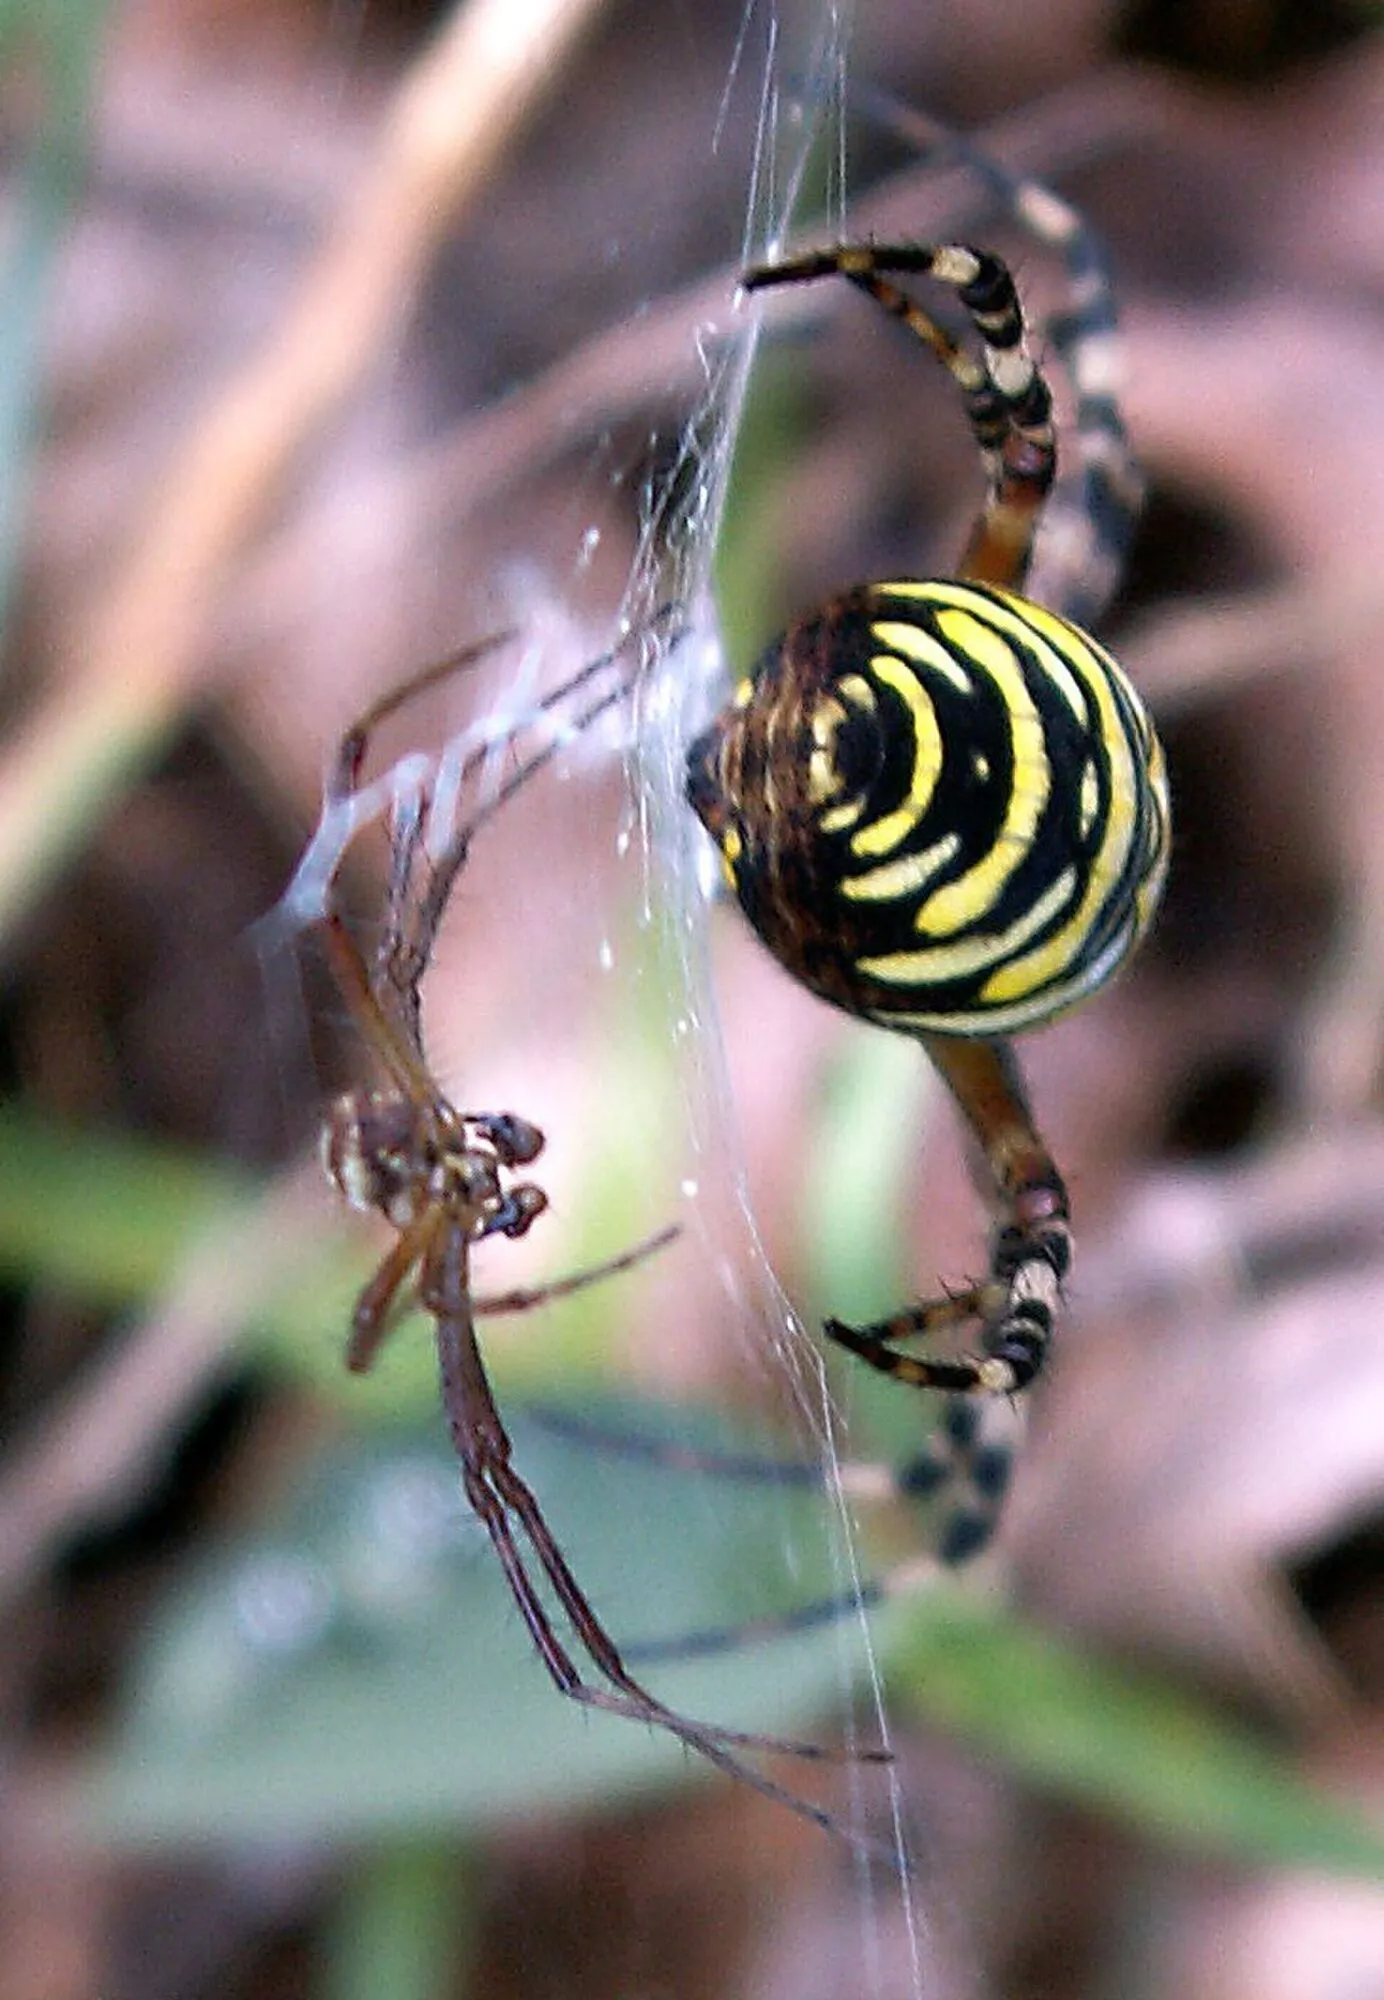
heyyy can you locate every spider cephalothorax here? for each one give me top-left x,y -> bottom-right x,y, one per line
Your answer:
322,1094 -> 546,1239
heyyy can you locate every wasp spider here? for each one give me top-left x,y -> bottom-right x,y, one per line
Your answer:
686,152 -> 1170,1566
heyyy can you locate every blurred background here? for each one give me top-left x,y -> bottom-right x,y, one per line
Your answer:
3,0 -> 1384,1995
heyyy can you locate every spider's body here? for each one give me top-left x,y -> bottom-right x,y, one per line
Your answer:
322,1094 -> 544,1245
688,579 -> 1167,1038
321,1093 -> 547,1362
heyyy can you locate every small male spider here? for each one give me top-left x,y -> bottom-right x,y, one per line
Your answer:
305,625 -> 885,1835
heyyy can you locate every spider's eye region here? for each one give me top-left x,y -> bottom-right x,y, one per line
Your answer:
686,580 -> 1170,1039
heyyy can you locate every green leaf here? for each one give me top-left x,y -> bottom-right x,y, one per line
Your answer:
77,1394 -> 1384,1877
0,1104 -> 250,1304
886,1589 -> 1384,1877
801,1026 -> 936,1325
0,3 -> 110,637
81,1404 -> 868,1844
323,1844 -> 476,2000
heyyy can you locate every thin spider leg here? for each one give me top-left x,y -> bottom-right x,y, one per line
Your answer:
381,780 -> 432,1058
743,244 -> 1054,592
341,1209 -> 439,1374
824,1284 -> 1004,1380
423,1236 -> 888,1844
470,1221 -> 680,1316
517,1394 -> 1014,1641
432,1235 -> 881,1767
514,1400 -> 964,1538
517,1402 -> 837,1486
898,112 -> 1144,623
482,1436 -> 889,1769
1026,205 -> 1142,623
319,910 -> 440,1109
926,1032 -> 1069,1382
373,609 -> 681,1025
520,1384 -> 1016,1569
835,95 -> 1146,624
457,603 -> 682,852
621,1551 -> 957,1669
622,1575 -> 897,1666
323,620 -> 679,1106
810,1034 -> 1064,1563
328,631 -> 519,801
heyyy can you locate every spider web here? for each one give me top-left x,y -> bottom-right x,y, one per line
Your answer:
604,7 -> 934,1963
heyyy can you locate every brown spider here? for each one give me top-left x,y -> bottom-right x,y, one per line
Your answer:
304,624 -> 884,1836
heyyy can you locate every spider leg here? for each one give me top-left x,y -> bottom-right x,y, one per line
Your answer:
916,116 -> 1144,624
470,1221 -> 679,1317
322,617 -> 662,1133
812,1036 -> 1064,1563
342,1209 -> 438,1374
516,1399 -> 1015,1649
818,99 -> 1146,627
327,631 -> 519,802
924,1032 -> 1070,1383
352,612 -> 681,1056
516,1402 -> 839,1487
319,909 -> 438,1109
521,1393 -> 1019,1568
743,244 -> 1054,593
307,609 -> 694,1160
826,1035 -> 1067,1399
423,1232 -> 890,1843
470,1111 -> 544,1167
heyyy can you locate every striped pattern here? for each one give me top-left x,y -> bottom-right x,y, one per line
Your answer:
928,128 -> 1145,626
687,578 -> 1169,1038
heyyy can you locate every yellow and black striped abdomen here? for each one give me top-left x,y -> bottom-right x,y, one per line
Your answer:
686,580 -> 1169,1037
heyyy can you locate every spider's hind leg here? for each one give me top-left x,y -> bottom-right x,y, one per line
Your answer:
823,1033 -> 1069,1563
